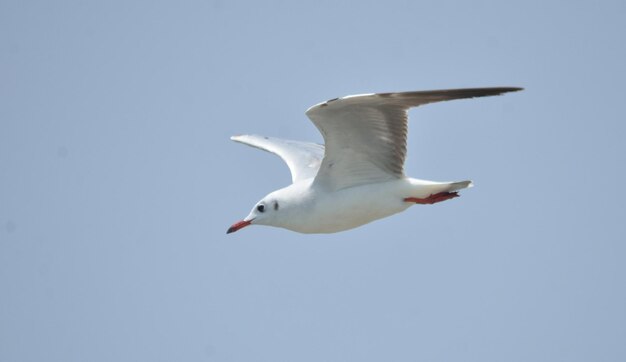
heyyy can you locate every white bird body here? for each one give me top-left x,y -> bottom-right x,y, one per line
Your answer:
253,178 -> 470,234
227,87 -> 521,234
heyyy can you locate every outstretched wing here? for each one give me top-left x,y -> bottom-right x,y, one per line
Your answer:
230,134 -> 325,183
305,87 -> 522,190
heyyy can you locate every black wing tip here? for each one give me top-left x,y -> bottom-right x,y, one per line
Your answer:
488,86 -> 524,93
369,87 -> 523,109
379,86 -> 524,98
424,86 -> 524,97
469,86 -> 524,98
421,86 -> 523,102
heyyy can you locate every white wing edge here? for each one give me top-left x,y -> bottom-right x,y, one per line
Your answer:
230,134 -> 324,183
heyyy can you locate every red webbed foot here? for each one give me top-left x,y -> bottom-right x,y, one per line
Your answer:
404,192 -> 459,205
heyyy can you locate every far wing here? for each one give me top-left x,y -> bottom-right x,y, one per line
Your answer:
230,134 -> 324,183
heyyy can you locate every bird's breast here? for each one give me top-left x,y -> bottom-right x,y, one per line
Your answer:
286,180 -> 412,233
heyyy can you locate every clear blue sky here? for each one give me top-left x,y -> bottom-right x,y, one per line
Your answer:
2,1 -> 625,361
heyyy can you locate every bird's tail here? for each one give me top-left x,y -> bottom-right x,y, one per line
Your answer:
448,180 -> 473,192
405,178 -> 473,199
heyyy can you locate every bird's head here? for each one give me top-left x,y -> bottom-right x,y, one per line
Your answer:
227,191 -> 286,234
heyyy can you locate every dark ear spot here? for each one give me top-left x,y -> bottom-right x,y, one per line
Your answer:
273,201 -> 279,211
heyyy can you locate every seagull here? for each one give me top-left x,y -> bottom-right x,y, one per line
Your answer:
227,87 -> 522,234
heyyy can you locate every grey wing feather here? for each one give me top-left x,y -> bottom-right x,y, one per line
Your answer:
306,87 -> 522,190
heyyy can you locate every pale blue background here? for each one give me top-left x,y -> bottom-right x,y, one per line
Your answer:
1,1 -> 625,361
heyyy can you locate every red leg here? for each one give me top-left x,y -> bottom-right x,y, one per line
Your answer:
404,192 -> 459,205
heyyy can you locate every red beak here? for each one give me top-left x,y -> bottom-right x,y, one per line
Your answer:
227,219 -> 252,234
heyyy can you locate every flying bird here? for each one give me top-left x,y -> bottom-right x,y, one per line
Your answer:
227,87 -> 522,234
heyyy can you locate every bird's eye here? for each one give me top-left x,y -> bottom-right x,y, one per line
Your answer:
257,204 -> 265,213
